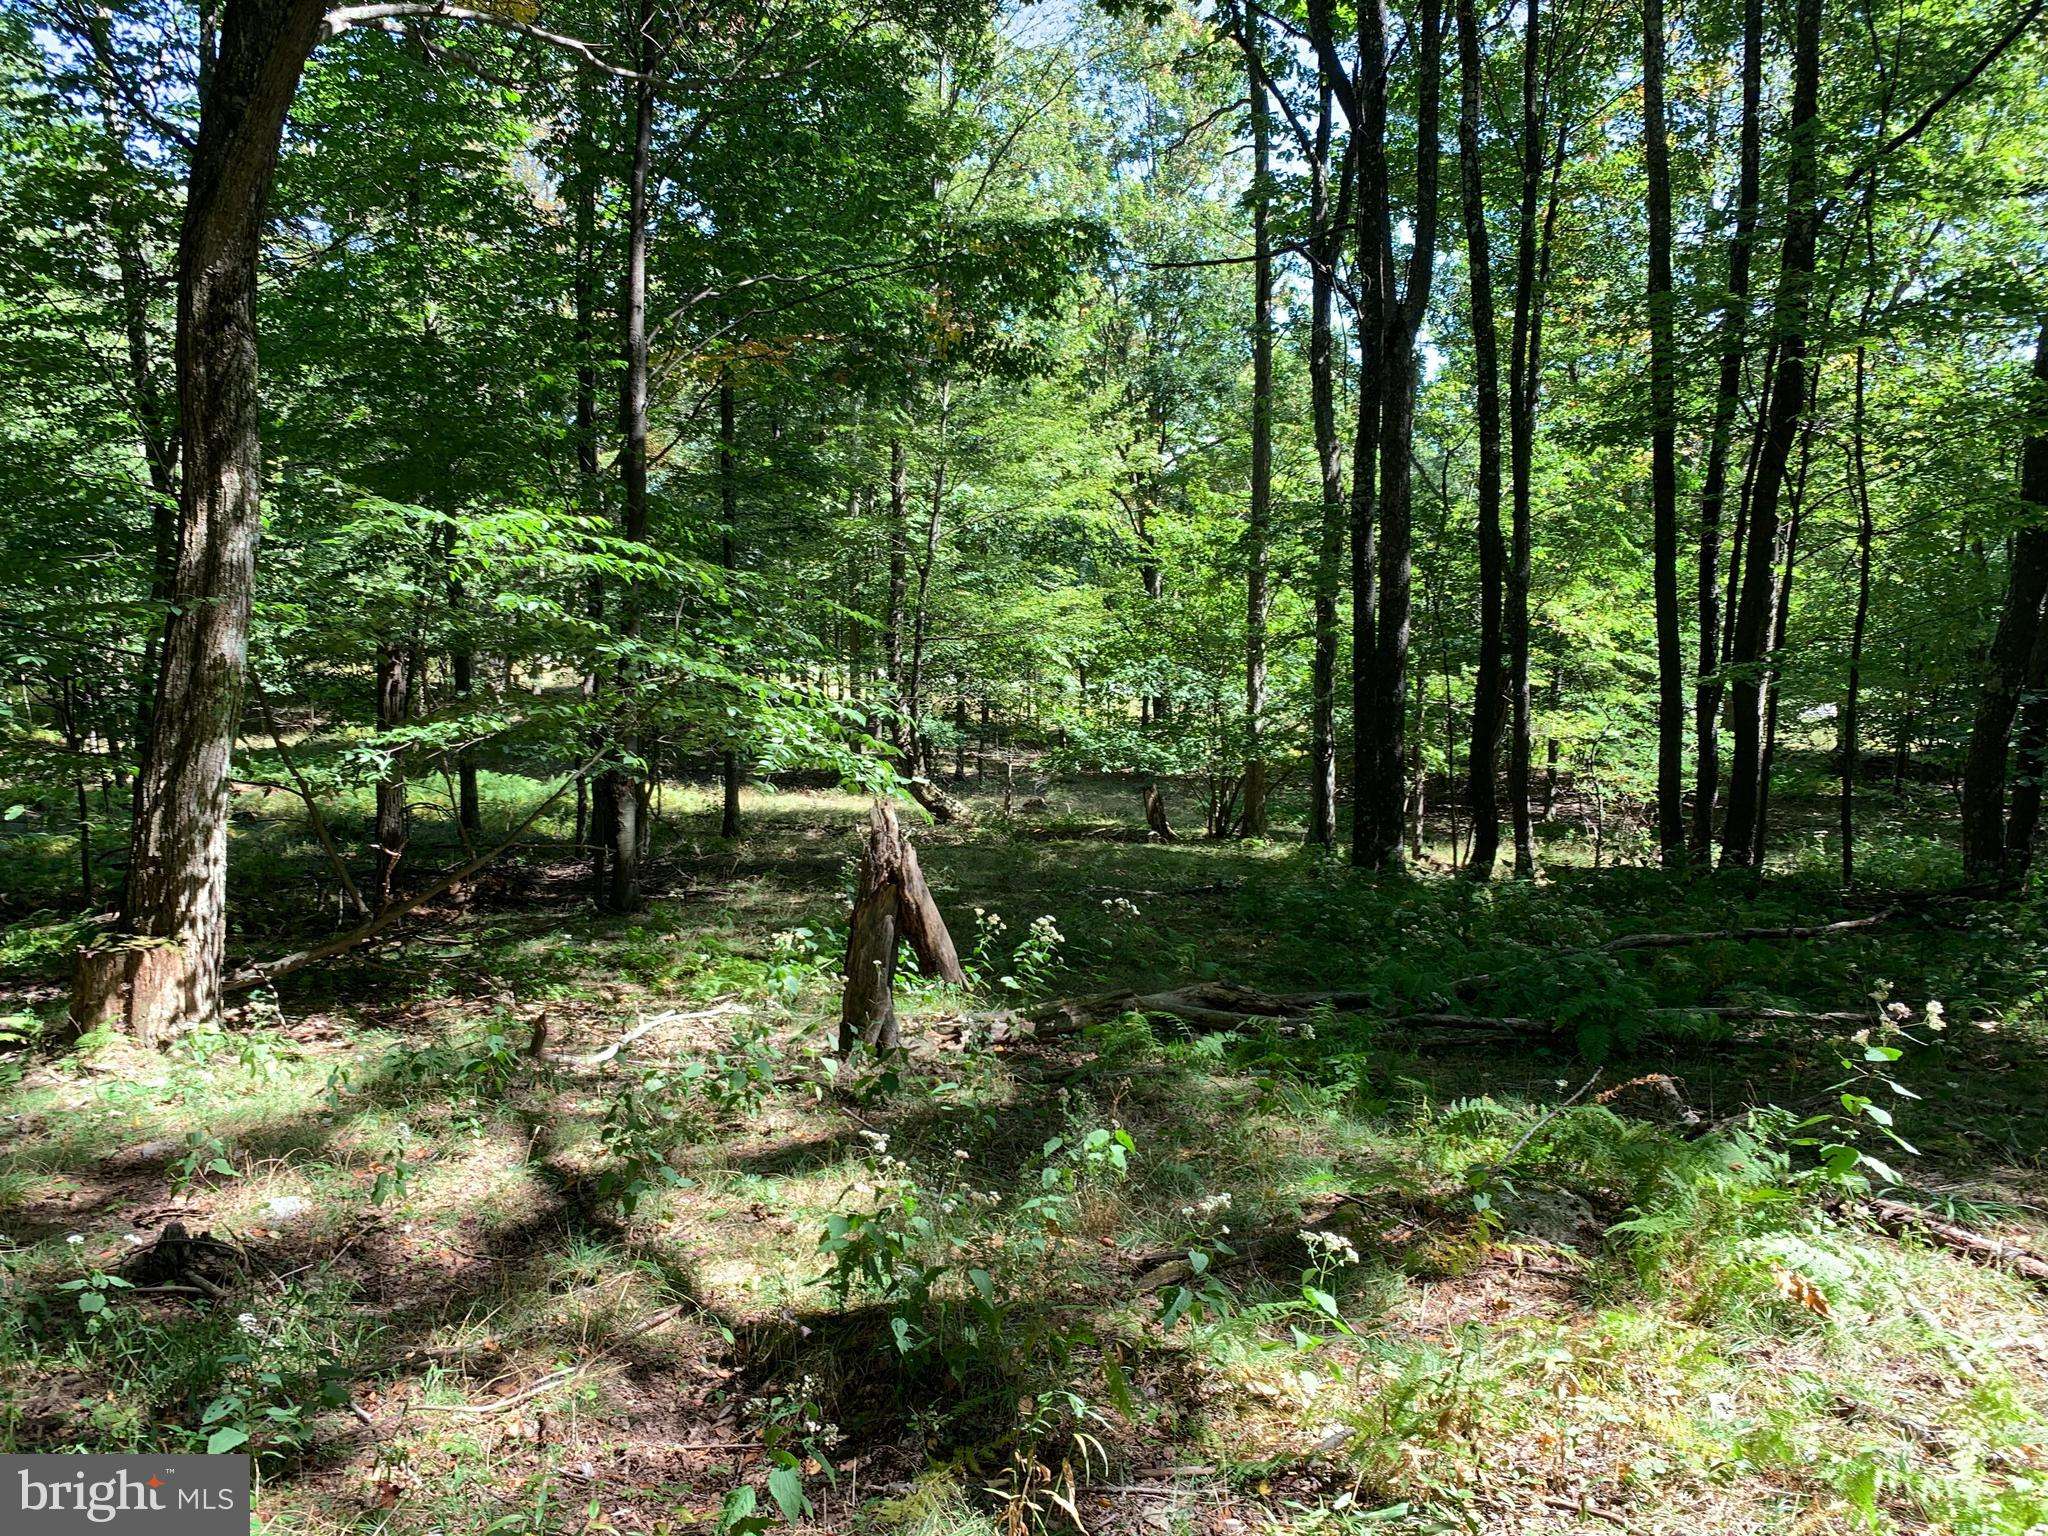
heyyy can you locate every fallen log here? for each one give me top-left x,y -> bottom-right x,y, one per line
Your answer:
1599,910 -> 1899,953
1004,982 -> 1877,1050
1449,909 -> 1904,995
905,776 -> 971,826
1862,1196 -> 2048,1288
1013,983 -> 1558,1042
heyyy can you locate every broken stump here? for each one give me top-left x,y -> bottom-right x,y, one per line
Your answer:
838,801 -> 964,1057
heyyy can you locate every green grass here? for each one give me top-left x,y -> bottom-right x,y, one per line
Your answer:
2,773 -> 2046,1534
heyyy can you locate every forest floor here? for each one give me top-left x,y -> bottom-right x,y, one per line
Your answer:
5,773 -> 2048,1535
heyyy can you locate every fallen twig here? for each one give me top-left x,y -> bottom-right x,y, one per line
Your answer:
400,1304 -> 688,1417
540,1016 -> 660,1068
1540,1494 -> 1637,1531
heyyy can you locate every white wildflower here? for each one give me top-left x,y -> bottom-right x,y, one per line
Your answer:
1300,1228 -> 1361,1266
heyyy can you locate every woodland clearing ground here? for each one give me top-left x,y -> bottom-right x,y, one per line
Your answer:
0,775 -> 2045,1534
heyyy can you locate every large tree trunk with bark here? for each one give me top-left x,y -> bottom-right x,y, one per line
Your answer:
1456,0 -> 1504,879
1720,0 -> 1823,869
75,0 -> 325,1039
1307,0 -> 1386,870
1336,0 -> 1439,872
1960,320 -> 2048,881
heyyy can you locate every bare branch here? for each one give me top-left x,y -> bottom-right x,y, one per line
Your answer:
320,2 -> 645,78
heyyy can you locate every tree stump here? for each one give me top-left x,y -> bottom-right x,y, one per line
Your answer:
838,802 -> 964,1056
70,937 -> 190,1046
1142,781 -> 1177,841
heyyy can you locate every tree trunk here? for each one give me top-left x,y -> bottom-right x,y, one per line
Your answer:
1720,0 -> 1823,869
1691,0 -> 1763,862
451,641 -> 480,838
602,0 -> 656,915
1306,0 -> 1387,869
1644,0 -> 1684,867
572,79 -> 607,894
83,7 -> 180,763
1341,0 -> 1440,872
905,382 -> 950,778
2004,609 -> 2048,882
1307,86 -> 1348,851
374,640 -> 409,908
1505,0 -> 1544,879
1456,0 -> 1504,879
1238,11 -> 1273,838
81,0 -> 325,1038
1841,346 -> 1876,886
883,436 -> 909,754
719,374 -> 743,839
1960,319 -> 2048,881
1752,479 -> 1807,868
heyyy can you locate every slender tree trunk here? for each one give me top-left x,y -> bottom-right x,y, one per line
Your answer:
441,511 -> 479,841
2004,615 -> 2048,882
1505,0 -> 1543,878
83,0 -> 325,1038
1644,0 -> 1684,867
905,382 -> 950,777
1960,319 -> 2048,881
883,436 -> 909,754
602,0 -> 656,915
58,679 -> 94,906
1691,0 -> 1763,861
573,81 -> 610,893
1238,9 -> 1273,837
1307,89 -> 1348,850
1720,0 -> 1823,869
719,374 -> 742,839
1751,485 -> 1806,868
374,640 -> 408,907
1456,0 -> 1504,878
84,8 -> 180,763
1841,343 -> 1876,885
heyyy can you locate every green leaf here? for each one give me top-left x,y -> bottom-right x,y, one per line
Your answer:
767,1466 -> 806,1524
718,1486 -> 764,1536
206,1426 -> 248,1455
